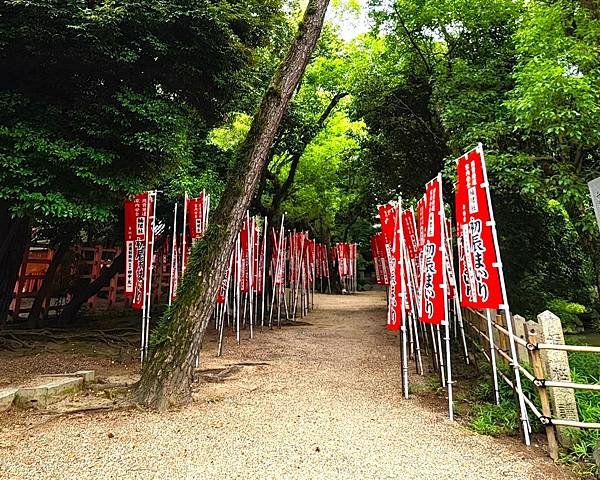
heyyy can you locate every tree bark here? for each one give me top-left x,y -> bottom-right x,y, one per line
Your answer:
136,0 -> 330,409
0,202 -> 31,326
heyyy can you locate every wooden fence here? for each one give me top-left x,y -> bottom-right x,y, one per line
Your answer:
9,241 -> 173,322
462,307 -> 600,460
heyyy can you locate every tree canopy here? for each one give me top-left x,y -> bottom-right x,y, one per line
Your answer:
2,0 -> 600,327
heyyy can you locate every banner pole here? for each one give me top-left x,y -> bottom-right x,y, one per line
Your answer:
236,237 -> 241,345
145,190 -> 158,361
445,221 -> 470,365
478,143 -> 530,444
437,174 -> 454,420
247,213 -> 254,340
181,192 -> 188,277
168,202 -> 178,307
261,216 -> 268,331
218,253 -> 233,356
399,199 -> 409,399
139,191 -> 151,363
486,308 -> 501,405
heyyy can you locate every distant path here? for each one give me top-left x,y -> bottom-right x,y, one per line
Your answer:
0,292 -> 570,479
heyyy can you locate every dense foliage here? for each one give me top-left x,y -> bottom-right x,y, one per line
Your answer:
355,0 -> 600,322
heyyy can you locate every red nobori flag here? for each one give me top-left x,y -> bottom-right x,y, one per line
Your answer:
124,198 -> 137,298
125,192 -> 153,310
371,234 -> 389,286
271,229 -> 286,286
239,216 -> 251,293
322,244 -> 330,278
455,146 -> 503,309
417,197 -> 426,250
371,236 -> 382,285
187,193 -> 205,242
216,251 -> 233,304
419,177 -> 446,325
378,203 -> 401,330
402,208 -> 419,261
375,232 -> 390,285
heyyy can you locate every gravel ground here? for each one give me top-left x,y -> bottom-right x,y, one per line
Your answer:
0,292 -> 571,480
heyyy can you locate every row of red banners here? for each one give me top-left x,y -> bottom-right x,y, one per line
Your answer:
124,192 -> 210,311
373,145 -> 504,330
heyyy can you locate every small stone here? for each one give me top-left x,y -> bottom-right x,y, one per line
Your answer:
107,432 -> 114,439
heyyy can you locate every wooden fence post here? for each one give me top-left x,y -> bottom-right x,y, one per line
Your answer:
525,321 -> 559,460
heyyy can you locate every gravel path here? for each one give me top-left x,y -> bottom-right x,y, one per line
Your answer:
0,292 -> 570,479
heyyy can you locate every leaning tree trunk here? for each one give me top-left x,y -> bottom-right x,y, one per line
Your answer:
57,252 -> 124,326
136,0 -> 330,409
0,202 -> 31,326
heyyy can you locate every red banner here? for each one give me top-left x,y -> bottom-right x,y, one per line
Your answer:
321,244 -> 329,279
375,232 -> 390,285
402,208 -> 419,261
455,147 -> 503,309
371,236 -> 384,285
417,197 -> 426,251
124,198 -> 137,298
124,192 -> 153,310
239,216 -> 252,293
419,178 -> 445,324
216,252 -> 232,304
187,193 -> 205,242
378,204 -> 401,330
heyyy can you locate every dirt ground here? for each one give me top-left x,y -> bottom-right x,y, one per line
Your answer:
0,292 -> 573,479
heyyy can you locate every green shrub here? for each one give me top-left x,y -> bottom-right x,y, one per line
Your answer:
470,401 -> 519,436
547,299 -> 587,334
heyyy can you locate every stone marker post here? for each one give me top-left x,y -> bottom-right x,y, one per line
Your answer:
537,310 -> 579,448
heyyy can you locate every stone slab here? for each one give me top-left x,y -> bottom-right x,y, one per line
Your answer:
74,370 -> 95,382
44,377 -> 83,398
14,375 -> 85,409
0,388 -> 18,412
15,385 -> 49,409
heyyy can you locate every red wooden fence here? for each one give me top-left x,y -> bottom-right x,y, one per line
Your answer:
9,241 -> 173,322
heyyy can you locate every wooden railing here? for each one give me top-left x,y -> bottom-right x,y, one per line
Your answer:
462,307 -> 600,460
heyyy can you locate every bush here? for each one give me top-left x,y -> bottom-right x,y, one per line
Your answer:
469,401 -> 518,436
547,299 -> 587,334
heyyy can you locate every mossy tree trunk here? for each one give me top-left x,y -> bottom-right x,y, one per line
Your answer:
136,0 -> 330,409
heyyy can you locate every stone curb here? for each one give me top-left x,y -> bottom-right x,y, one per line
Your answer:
1,370 -> 95,411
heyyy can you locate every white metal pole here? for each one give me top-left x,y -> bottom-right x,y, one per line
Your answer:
399,199 -> 409,399
181,192 -> 188,277
236,237 -> 241,344
261,216 -> 268,331
247,213 -> 254,339
168,202 -> 178,307
144,190 -> 158,361
478,143 -> 530,444
436,173 -> 454,421
139,192 -> 151,363
486,308 -> 501,405
445,220 -> 470,365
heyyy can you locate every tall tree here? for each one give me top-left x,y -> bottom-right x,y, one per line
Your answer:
136,0 -> 330,409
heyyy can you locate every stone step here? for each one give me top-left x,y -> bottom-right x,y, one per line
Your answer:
3,370 -> 96,410
0,388 -> 18,412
